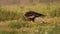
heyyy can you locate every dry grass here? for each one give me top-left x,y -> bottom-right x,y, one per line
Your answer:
0,3 -> 59,34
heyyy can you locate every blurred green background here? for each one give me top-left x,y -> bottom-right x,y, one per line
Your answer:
0,0 -> 60,34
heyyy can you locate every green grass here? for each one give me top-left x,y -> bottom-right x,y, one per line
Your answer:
0,3 -> 60,34
0,30 -> 19,34
0,8 -> 20,21
8,21 -> 31,29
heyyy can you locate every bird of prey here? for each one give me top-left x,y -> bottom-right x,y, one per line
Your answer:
24,10 -> 46,23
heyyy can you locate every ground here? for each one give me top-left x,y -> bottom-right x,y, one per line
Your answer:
0,3 -> 60,34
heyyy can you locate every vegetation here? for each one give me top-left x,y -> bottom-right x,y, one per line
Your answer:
0,3 -> 59,34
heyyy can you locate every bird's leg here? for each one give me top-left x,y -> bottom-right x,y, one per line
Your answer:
28,20 -> 34,24
30,20 -> 33,23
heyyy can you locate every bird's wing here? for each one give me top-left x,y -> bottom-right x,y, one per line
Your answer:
27,16 -> 35,18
